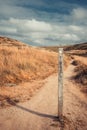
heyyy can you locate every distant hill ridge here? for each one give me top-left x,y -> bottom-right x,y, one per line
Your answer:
0,36 -> 26,46
64,42 -> 87,51
42,42 -> 87,52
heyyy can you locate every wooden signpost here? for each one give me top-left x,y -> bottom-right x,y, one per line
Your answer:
58,48 -> 63,119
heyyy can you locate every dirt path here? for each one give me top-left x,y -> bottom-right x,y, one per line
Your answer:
0,63 -> 87,130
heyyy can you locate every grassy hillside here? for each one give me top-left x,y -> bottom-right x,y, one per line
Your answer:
43,42 -> 87,52
64,42 -> 87,51
42,46 -> 59,52
0,36 -> 58,87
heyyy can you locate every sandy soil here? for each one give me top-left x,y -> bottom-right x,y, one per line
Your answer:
0,62 -> 87,130
74,55 -> 87,65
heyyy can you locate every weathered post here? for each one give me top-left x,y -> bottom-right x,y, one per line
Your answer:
58,48 -> 63,120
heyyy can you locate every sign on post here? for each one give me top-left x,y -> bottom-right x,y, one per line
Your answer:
58,48 -> 63,119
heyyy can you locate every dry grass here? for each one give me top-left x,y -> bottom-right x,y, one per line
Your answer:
72,59 -> 87,94
64,42 -> 87,51
72,55 -> 87,87
0,36 -> 59,107
0,80 -> 45,108
42,45 -> 72,69
0,36 -> 72,107
74,64 -> 87,86
0,45 -> 58,87
0,37 -> 71,87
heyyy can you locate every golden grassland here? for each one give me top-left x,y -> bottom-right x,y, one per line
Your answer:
0,45 -> 58,86
0,37 -> 71,107
0,36 -> 71,87
2,36 -> 87,107
0,37 -> 58,106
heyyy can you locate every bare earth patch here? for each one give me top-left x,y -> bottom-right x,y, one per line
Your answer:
0,79 -> 45,108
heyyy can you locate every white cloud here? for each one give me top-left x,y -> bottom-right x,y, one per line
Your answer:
0,26 -> 17,34
69,25 -> 82,31
72,8 -> 87,20
63,34 -> 80,41
9,18 -> 52,32
0,16 -> 87,45
0,3 -> 87,46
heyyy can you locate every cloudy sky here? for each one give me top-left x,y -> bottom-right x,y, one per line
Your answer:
0,0 -> 87,46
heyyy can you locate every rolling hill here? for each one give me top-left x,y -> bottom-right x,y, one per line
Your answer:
0,36 -> 58,87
